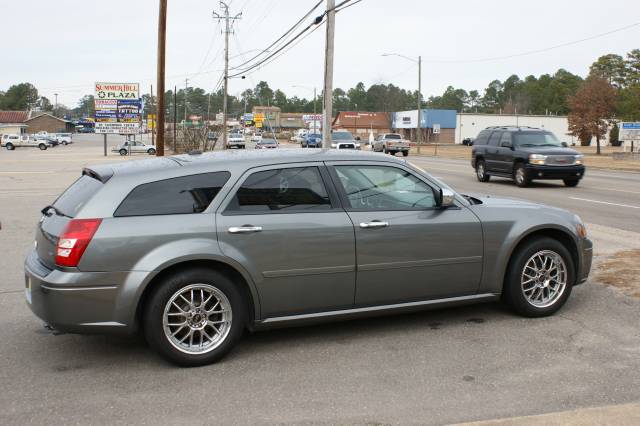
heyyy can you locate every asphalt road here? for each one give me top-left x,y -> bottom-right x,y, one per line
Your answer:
0,136 -> 639,424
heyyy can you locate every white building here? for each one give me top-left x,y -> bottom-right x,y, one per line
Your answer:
456,113 -> 610,146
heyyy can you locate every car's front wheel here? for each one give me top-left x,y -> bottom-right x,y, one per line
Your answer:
475,159 -> 490,182
144,268 -> 247,366
503,237 -> 574,317
513,163 -> 531,187
148,148 -> 156,155
5,143 -> 14,150
119,149 -> 128,156
563,178 -> 580,187
39,143 -> 47,150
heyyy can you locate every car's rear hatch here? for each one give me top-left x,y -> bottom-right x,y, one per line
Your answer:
35,174 -> 104,270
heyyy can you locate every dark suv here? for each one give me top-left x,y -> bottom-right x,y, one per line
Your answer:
471,127 -> 585,187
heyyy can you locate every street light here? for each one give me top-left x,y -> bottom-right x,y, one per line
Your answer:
382,53 -> 422,154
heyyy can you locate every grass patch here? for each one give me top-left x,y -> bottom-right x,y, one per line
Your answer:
596,249 -> 640,298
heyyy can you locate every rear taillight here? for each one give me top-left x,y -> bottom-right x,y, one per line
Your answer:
55,218 -> 102,267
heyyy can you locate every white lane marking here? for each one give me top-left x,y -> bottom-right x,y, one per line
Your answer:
588,187 -> 640,195
569,197 -> 640,209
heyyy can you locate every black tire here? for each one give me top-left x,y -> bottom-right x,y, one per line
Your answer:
62,141 -> 68,146
119,149 -> 127,156
383,147 -> 388,154
5,143 -> 14,151
148,148 -> 156,155
503,237 -> 575,318
475,159 -> 490,182
143,267 -> 247,367
39,143 -> 47,150
402,150 -> 409,157
513,163 -> 531,187
563,178 -> 580,187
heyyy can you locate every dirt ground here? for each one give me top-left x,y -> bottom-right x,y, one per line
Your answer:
409,144 -> 640,172
595,249 -> 640,298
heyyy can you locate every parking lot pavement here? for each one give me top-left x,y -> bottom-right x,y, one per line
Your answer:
1,140 -> 639,424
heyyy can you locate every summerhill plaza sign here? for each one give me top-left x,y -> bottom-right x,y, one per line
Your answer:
94,82 -> 141,134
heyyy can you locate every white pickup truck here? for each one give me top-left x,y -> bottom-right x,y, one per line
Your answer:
112,140 -> 157,155
1,134 -> 49,150
372,133 -> 411,156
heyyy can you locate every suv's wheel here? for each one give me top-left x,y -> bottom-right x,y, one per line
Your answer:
39,143 -> 47,150
5,143 -> 14,150
119,148 -> 127,156
143,268 -> 247,366
402,150 -> 409,157
503,237 -> 574,317
513,163 -> 530,187
475,159 -> 490,182
563,178 -> 580,187
147,148 -> 156,155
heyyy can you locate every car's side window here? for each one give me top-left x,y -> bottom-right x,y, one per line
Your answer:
488,131 -> 502,146
114,172 -> 231,217
474,130 -> 491,145
225,167 -> 332,213
334,165 -> 437,210
500,132 -> 512,147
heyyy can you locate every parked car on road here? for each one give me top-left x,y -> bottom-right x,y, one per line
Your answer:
55,133 -> 73,145
34,134 -> 59,147
331,130 -> 360,149
462,138 -> 474,146
250,133 -> 263,143
24,149 -> 592,366
112,140 -> 157,155
304,133 -> 322,148
255,138 -> 278,149
227,133 -> 246,149
372,133 -> 411,156
1,134 -> 49,150
471,127 -> 585,187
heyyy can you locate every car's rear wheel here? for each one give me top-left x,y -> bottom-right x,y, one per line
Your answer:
503,237 -> 574,317
39,143 -> 47,150
143,268 -> 247,366
563,178 -> 580,187
5,143 -> 14,150
148,148 -> 156,155
513,163 -> 530,187
475,159 -> 490,182
119,149 -> 127,156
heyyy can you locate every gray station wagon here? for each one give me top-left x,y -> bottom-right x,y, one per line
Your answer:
25,150 -> 592,366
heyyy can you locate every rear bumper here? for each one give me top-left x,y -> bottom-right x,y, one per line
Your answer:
525,164 -> 585,180
24,249 -> 140,334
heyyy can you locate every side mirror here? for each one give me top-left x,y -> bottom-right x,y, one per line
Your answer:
439,188 -> 456,208
501,141 -> 512,149
561,141 -> 568,147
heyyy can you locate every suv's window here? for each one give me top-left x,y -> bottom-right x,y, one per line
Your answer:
115,172 -> 230,217
334,165 -> 437,210
53,175 -> 104,217
513,131 -> 562,148
500,132 -> 512,147
332,131 -> 354,141
488,131 -> 502,146
226,167 -> 331,213
474,130 -> 491,145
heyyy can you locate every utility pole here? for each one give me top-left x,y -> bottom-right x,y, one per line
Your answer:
173,85 -> 177,152
417,55 -> 422,154
214,1 -> 242,150
322,0 -> 336,148
54,93 -> 58,117
156,0 -> 167,156
314,87 -> 317,115
184,77 -> 189,124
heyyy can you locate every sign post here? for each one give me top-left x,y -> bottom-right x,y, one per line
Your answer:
620,122 -> 640,153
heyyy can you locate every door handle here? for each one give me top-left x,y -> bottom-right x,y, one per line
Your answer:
359,221 -> 389,229
228,226 -> 262,234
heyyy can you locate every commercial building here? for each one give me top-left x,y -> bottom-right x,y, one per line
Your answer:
252,106 -> 280,130
332,111 -> 392,139
0,111 -> 29,135
279,113 -> 305,130
392,109 -> 457,144
24,112 -> 74,134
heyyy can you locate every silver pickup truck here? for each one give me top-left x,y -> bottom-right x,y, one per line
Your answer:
1,134 -> 49,150
373,133 -> 411,156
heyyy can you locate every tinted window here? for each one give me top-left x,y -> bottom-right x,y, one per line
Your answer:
334,165 -> 437,210
227,167 -> 331,213
513,131 -> 562,147
487,131 -> 502,146
53,175 -> 103,217
474,130 -> 491,145
332,132 -> 354,141
115,172 -> 230,217
500,132 -> 512,147
385,134 -> 402,139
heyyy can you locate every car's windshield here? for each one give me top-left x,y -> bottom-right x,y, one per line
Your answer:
308,134 -> 321,138
385,134 -> 401,139
332,131 -> 353,141
514,132 -> 563,148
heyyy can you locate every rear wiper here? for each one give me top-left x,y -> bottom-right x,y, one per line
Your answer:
41,205 -> 71,218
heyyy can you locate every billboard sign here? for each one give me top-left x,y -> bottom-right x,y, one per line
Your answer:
303,114 -> 323,123
620,122 -> 640,141
94,82 -> 141,134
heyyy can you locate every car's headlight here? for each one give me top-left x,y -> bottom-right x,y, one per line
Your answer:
574,154 -> 584,165
529,154 -> 547,165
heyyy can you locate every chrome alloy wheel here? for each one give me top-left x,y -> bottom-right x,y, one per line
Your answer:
162,284 -> 232,354
521,250 -> 567,308
515,167 -> 526,185
476,162 -> 486,179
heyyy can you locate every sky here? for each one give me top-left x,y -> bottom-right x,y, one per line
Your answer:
1,0 -> 639,108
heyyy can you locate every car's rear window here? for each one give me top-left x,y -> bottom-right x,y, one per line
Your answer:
53,175 -> 103,217
114,172 -> 231,217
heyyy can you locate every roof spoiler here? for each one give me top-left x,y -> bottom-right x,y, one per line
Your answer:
82,166 -> 113,183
